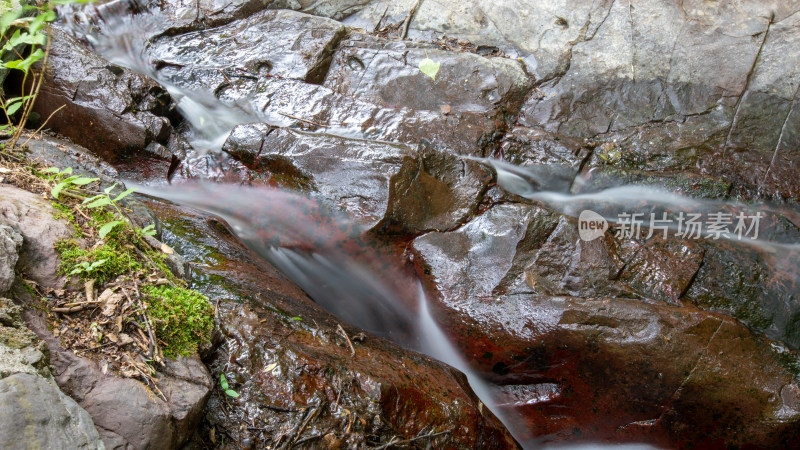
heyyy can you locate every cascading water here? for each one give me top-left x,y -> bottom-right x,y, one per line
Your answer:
56,2 -> 798,448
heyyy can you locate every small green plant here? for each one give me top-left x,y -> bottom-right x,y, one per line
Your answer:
143,284 -> 214,358
82,183 -> 136,238
137,224 -> 157,237
42,166 -> 99,199
0,0 -> 95,150
219,374 -> 239,398
69,258 -> 107,277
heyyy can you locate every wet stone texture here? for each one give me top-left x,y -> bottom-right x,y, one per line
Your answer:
32,0 -> 800,447
33,27 -> 177,161
223,125 -> 492,233
411,203 -> 800,447
147,200 -> 519,449
148,9 -> 348,84
324,33 -> 531,116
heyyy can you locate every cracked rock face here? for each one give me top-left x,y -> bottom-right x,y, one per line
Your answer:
148,9 -> 349,84
411,202 -> 800,447
34,27 -> 176,161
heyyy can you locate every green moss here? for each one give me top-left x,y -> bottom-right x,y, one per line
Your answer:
143,285 -> 214,358
50,202 -> 82,235
55,239 -> 141,284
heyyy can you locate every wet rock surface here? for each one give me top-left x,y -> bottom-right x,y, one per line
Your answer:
411,203 -> 800,447
324,33 -> 530,116
25,0 -> 800,447
149,9 -> 348,84
147,199 -> 519,449
33,27 -> 177,161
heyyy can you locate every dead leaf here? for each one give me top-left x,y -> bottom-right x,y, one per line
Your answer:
116,333 -> 134,346
99,289 -> 123,316
440,104 -> 451,115
160,243 -> 174,254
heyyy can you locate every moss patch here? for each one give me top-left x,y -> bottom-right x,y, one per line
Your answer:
143,285 -> 214,358
55,239 -> 141,284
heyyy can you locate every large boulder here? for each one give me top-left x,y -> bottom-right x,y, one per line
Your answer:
148,9 -> 348,84
0,185 -> 75,290
223,125 -> 492,232
0,297 -> 104,450
410,201 -> 800,447
0,373 -> 104,450
33,27 -> 177,161
324,33 -> 531,116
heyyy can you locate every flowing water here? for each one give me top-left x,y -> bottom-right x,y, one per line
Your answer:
59,3 -> 800,448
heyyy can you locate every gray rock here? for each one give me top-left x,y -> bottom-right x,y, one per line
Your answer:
33,27 -> 176,161
157,0 -> 371,33
149,9 -> 348,84
0,185 -> 75,290
0,373 -> 104,450
324,33 -> 531,115
25,309 -> 212,450
0,298 -> 50,380
224,126 -> 492,232
0,225 -> 22,295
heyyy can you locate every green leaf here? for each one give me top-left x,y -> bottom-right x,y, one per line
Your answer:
5,101 -> 21,116
62,167 -> 73,175
98,220 -> 124,239
418,57 -> 440,81
71,177 -> 99,186
85,197 -> 112,209
42,167 -> 62,174
29,10 -> 56,34
292,316 -> 302,321
5,48 -> 44,74
88,259 -> 107,271
69,267 -> 82,275
0,10 -> 23,35
225,389 -> 239,398
51,181 -> 68,199
140,224 -> 156,236
82,194 -> 104,204
220,374 -> 229,390
113,187 -> 136,202
103,183 -> 117,194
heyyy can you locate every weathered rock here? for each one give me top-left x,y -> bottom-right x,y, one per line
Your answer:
23,308 -> 212,450
0,373 -> 104,450
0,297 -> 50,379
145,197 -> 520,449
156,58 -> 499,155
324,33 -> 531,116
410,203 -> 800,447
34,27 -> 176,161
223,125 -> 492,232
378,141 -> 492,234
0,185 -> 74,290
0,225 -> 22,295
156,0 -> 371,34
148,9 -> 348,84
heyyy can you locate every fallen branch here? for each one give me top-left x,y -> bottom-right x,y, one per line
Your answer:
336,323 -> 356,356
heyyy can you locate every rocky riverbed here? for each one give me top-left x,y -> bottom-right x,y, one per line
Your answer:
1,0 -> 799,448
